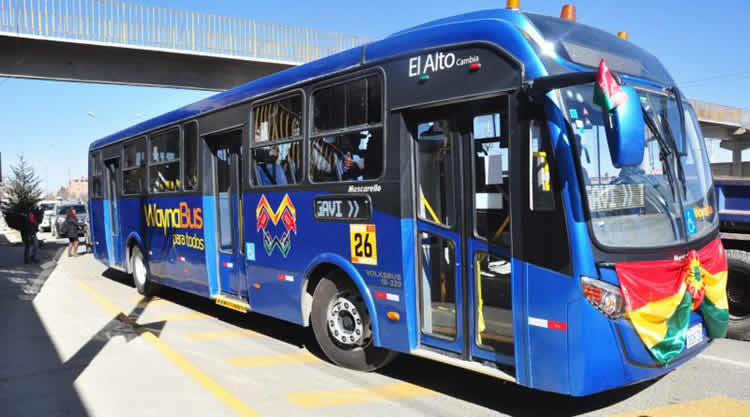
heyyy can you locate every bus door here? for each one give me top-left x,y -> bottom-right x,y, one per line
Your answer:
407,96 -> 514,362
207,131 -> 247,298
104,157 -> 123,266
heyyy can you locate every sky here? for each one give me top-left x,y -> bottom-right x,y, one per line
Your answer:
1,0 -> 749,192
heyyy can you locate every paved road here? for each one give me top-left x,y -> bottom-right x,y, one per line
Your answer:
1,237 -> 749,417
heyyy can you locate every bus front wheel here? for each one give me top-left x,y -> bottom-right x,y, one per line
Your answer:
130,246 -> 158,296
311,272 -> 397,371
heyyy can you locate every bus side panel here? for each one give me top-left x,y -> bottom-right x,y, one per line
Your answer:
140,195 -> 210,297
524,263 -> 573,394
243,190 -> 410,352
567,298 -> 626,395
90,199 -> 109,265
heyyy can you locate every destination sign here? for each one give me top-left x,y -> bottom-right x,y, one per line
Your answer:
314,195 -> 371,221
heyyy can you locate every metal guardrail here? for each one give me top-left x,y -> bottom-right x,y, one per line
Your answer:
0,0 -> 369,64
689,99 -> 750,128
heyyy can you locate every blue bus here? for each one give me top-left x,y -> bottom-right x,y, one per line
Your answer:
88,3 -> 724,396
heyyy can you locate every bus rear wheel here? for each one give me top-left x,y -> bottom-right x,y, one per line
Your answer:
726,250 -> 750,340
131,246 -> 158,296
311,272 -> 397,371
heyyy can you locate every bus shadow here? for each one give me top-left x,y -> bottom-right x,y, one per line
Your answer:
378,354 -> 657,416
99,269 -> 655,416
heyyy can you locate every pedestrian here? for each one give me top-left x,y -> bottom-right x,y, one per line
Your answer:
61,208 -> 80,257
21,208 -> 40,264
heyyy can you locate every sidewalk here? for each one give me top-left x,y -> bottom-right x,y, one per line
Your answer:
0,230 -> 83,415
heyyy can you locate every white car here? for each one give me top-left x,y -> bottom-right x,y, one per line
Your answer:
37,200 -> 57,232
52,203 -> 88,238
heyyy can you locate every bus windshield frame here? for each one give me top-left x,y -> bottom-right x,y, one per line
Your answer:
558,84 -> 718,251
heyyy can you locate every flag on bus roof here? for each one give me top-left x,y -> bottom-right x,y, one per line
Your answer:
615,239 -> 729,364
593,59 -> 628,112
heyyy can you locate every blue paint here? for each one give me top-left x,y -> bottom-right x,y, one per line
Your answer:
684,207 -> 698,236
102,200 -> 114,266
400,218 -> 418,351
202,195 -> 220,296
246,242 -> 255,261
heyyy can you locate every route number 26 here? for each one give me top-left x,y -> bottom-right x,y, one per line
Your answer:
350,224 -> 378,265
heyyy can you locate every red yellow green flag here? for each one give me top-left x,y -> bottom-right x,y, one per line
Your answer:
615,239 -> 729,364
593,59 -> 629,112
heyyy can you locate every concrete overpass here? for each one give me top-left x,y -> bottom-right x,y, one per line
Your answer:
1,0 -> 748,169
690,100 -> 750,177
0,0 -> 367,90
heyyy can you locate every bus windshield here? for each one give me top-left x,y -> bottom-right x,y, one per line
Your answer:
560,85 -> 718,249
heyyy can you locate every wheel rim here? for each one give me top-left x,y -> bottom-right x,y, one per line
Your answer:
133,254 -> 147,287
326,291 -> 370,349
727,269 -> 750,320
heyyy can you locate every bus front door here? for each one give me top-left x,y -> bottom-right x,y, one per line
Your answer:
104,158 -> 123,267
408,97 -> 514,364
208,131 -> 247,298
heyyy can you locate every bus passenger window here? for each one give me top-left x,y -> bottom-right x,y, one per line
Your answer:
419,232 -> 457,339
252,142 -> 302,185
473,113 -> 509,245
475,251 -> 513,355
149,129 -> 181,193
251,95 -> 303,187
183,122 -> 199,191
90,152 -> 103,198
310,129 -> 383,182
310,75 -> 384,183
123,138 -> 146,195
416,120 -> 455,226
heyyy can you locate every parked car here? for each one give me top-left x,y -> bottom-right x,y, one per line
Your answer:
37,200 -> 57,232
51,203 -> 88,238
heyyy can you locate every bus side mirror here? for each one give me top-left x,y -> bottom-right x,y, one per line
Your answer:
604,86 -> 645,168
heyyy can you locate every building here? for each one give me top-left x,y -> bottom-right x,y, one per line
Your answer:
67,177 -> 88,199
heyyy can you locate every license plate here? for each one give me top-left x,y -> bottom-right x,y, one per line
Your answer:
686,323 -> 703,349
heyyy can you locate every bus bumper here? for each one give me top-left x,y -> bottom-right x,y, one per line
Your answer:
566,298 -> 713,396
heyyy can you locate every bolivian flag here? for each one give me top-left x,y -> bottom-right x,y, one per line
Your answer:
615,239 -> 729,364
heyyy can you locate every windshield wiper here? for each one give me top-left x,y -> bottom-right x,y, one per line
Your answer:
655,100 -> 688,196
641,106 -> 679,201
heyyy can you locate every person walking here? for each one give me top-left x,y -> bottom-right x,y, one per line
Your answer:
61,208 -> 81,257
21,208 -> 40,264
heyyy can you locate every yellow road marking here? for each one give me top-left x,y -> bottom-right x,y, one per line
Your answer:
188,329 -> 259,341
159,311 -> 212,321
611,395 -> 750,417
227,351 -> 320,368
286,382 -> 435,408
78,282 -> 259,417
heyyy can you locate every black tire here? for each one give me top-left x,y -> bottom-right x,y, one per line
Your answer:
726,249 -> 750,341
311,272 -> 397,371
130,246 -> 158,296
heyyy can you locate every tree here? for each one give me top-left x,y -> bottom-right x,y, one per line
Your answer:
57,186 -> 71,200
2,155 -> 43,231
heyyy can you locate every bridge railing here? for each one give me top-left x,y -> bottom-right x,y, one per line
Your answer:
0,0 -> 369,64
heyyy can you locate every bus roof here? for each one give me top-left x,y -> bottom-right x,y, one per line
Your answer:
89,8 -> 669,151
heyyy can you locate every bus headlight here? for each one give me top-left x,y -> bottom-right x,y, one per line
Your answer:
581,276 -> 625,320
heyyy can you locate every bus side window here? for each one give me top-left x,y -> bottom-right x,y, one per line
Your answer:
123,137 -> 147,195
149,128 -> 181,193
310,75 -> 384,183
90,152 -> 104,198
473,113 -> 509,245
530,121 -> 555,211
251,95 -> 303,186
